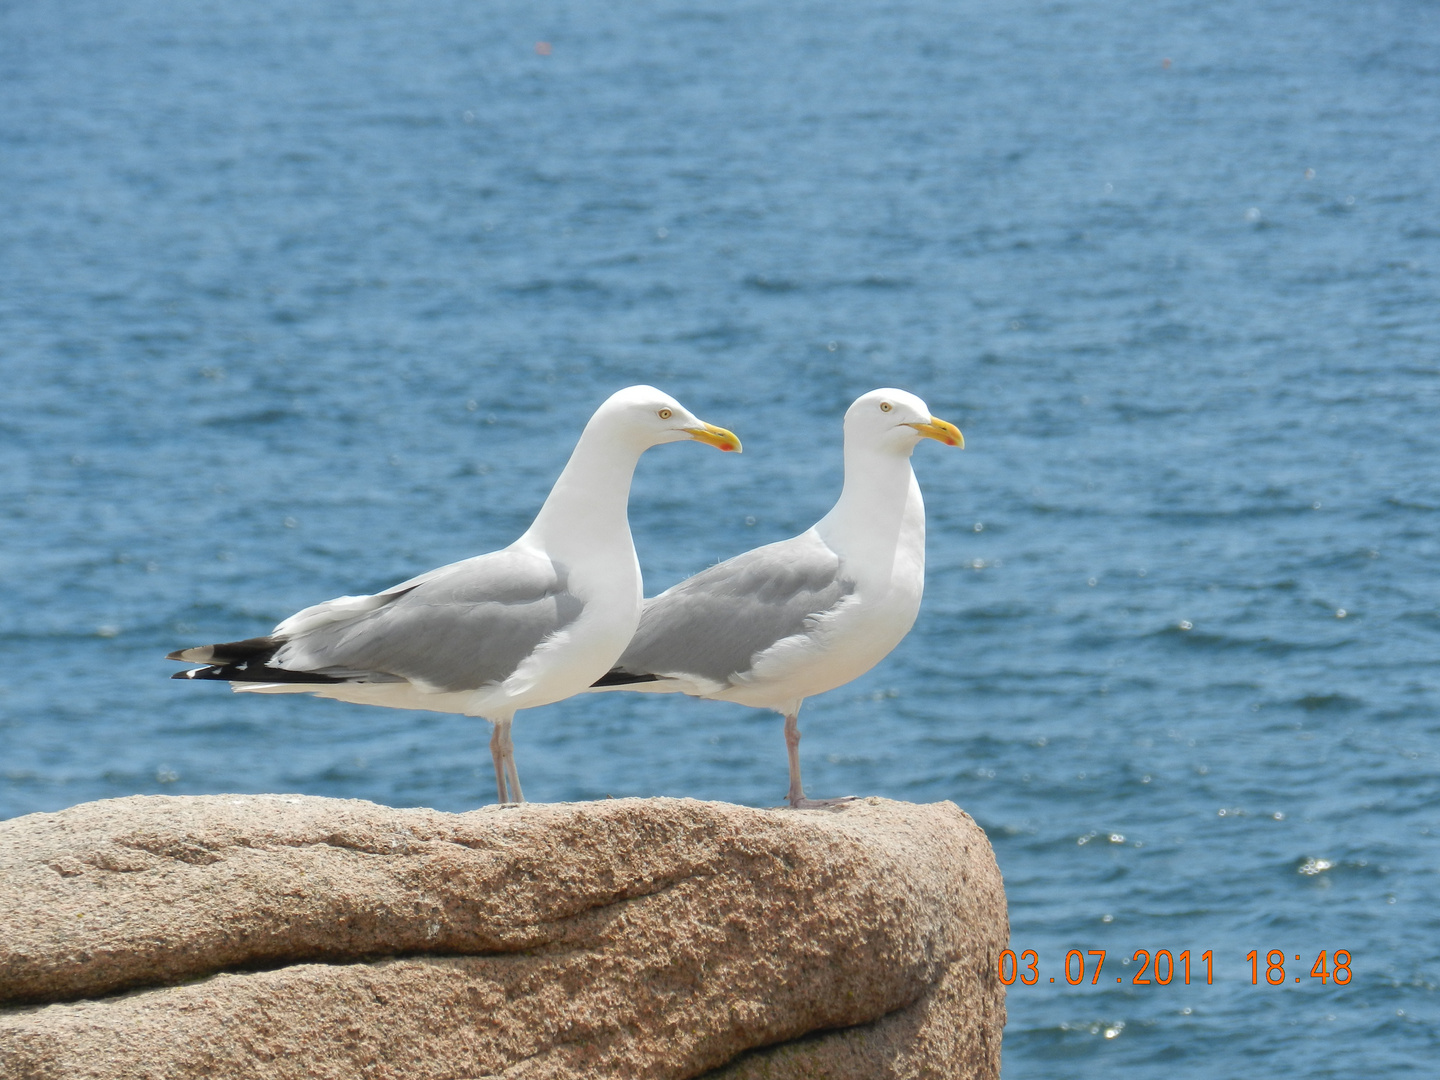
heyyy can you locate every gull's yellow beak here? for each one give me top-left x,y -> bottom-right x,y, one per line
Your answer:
907,416 -> 964,448
684,422 -> 742,453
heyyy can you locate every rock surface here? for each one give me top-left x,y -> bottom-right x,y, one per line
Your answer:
0,794 -> 1006,1079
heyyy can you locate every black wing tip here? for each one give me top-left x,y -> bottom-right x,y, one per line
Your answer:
169,660 -> 348,685
170,667 -> 231,681
168,637 -> 290,678
167,636 -> 282,665
591,670 -> 661,687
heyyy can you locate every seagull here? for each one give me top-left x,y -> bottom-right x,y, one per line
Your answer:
591,388 -> 961,808
168,385 -> 740,806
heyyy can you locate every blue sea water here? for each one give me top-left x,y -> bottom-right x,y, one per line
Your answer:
2,0 -> 1437,1073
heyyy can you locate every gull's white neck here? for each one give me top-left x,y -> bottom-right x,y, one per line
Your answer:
813,439 -> 924,576
518,419 -> 644,568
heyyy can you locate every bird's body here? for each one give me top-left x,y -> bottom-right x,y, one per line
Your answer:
606,461 -> 926,713
594,388 -> 961,807
169,385 -> 740,804
211,544 -> 624,719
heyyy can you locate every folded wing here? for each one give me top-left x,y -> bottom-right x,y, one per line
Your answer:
170,549 -> 584,693
605,532 -> 853,687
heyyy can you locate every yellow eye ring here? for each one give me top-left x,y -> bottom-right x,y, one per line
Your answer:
658,408 -> 672,420
880,402 -> 892,412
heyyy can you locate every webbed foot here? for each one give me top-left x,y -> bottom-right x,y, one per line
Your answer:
787,794 -> 859,810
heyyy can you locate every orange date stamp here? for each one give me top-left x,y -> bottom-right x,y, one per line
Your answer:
998,949 -> 1353,986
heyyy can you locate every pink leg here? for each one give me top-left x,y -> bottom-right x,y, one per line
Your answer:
489,723 -> 507,805
784,708 -> 858,810
784,710 -> 806,807
499,717 -> 524,804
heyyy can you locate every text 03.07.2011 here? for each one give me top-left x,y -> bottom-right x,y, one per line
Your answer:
997,949 -> 1353,987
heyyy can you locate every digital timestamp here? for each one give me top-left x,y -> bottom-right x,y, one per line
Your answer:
998,949 -> 1353,987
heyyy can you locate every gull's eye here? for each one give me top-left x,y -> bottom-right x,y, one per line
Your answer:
658,408 -> 673,420
879,401 -> 892,413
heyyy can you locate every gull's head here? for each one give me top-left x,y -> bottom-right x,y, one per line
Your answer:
844,388 -> 964,454
594,385 -> 742,453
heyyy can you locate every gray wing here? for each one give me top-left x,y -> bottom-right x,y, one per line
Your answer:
614,531 -> 853,685
275,549 -> 583,692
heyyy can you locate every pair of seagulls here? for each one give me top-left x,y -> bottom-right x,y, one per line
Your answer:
170,385 -> 963,808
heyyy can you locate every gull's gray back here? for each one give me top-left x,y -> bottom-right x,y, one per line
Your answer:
277,549 -> 584,692
615,532 -> 853,685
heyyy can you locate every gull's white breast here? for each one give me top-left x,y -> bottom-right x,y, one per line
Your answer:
489,542 -> 643,713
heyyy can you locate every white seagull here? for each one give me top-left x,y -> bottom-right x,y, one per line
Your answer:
592,388 -> 961,808
168,385 -> 740,805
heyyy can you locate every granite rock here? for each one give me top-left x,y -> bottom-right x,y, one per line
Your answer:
0,793 -> 1006,1079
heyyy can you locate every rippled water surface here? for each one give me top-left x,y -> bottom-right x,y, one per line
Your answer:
3,1 -> 1438,1074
